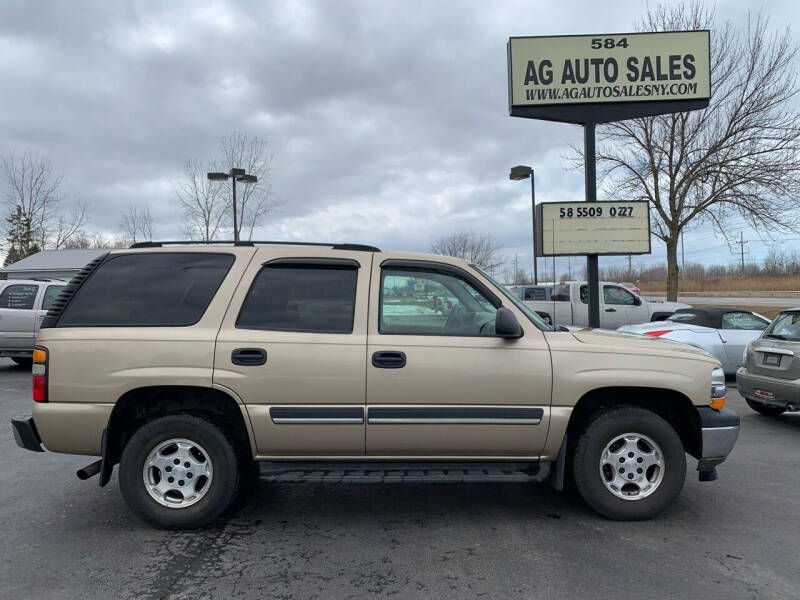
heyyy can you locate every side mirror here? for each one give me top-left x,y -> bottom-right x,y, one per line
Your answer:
495,307 -> 524,338
633,296 -> 642,306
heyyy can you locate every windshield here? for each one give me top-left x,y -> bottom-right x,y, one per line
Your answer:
473,266 -> 555,331
763,311 -> 800,342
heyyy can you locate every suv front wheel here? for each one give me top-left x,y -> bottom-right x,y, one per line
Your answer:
572,406 -> 686,520
119,415 -> 240,529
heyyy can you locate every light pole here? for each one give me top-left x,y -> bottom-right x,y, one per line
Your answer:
509,165 -> 537,284
207,168 -> 258,241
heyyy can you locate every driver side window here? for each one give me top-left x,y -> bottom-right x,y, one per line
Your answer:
380,268 -> 497,336
603,285 -> 636,306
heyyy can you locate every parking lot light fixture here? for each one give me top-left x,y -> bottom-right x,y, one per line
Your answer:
206,168 -> 259,241
509,165 -> 537,284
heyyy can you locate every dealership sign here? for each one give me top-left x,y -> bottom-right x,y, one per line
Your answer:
535,201 -> 650,256
508,31 -> 710,122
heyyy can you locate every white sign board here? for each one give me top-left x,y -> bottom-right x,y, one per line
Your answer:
509,31 -> 710,107
536,201 -> 650,256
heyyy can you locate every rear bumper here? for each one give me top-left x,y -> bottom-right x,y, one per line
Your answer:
737,367 -> 800,410
11,414 -> 44,452
696,406 -> 739,471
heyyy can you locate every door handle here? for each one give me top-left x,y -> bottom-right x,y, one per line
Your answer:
605,308 -> 616,312
231,348 -> 267,366
372,351 -> 406,369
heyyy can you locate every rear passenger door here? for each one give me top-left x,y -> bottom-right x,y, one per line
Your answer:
214,250 -> 372,457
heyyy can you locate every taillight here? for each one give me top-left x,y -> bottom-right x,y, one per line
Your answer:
644,330 -> 673,337
32,346 -> 47,403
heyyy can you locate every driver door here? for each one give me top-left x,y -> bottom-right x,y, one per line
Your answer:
366,257 -> 552,457
602,284 -> 640,327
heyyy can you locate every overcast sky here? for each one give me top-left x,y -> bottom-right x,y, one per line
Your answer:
1,0 -> 799,278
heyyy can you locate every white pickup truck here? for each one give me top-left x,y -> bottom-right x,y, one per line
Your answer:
511,281 -> 689,329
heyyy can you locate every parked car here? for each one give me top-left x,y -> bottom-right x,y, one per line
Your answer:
618,307 -> 770,375
737,308 -> 800,416
619,282 -> 641,294
11,241 -> 738,528
517,281 -> 689,328
0,278 -> 66,367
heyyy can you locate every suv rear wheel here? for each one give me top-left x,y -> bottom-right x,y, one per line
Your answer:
119,415 -> 240,529
745,398 -> 786,416
572,406 -> 686,520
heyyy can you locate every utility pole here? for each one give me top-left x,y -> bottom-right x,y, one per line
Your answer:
627,254 -> 632,279
681,232 -> 685,271
514,253 -> 519,285
737,232 -> 747,272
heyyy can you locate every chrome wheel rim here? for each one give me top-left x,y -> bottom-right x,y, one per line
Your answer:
599,432 -> 664,501
142,438 -> 213,508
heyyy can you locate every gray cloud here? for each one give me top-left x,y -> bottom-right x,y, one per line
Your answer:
1,0 -> 799,275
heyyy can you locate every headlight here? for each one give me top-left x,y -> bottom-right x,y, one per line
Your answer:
710,366 -> 726,409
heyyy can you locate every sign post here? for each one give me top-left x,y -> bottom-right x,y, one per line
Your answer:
508,30 -> 710,327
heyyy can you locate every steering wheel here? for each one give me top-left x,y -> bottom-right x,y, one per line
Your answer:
478,318 -> 495,335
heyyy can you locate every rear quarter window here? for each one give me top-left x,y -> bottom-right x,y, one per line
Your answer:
0,284 -> 38,310
57,253 -> 235,326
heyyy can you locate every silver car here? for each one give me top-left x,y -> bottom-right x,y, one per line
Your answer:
618,307 -> 770,375
737,309 -> 800,416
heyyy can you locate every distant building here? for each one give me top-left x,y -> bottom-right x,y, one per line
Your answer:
1,249 -> 109,281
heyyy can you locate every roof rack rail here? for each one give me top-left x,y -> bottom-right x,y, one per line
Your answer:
129,240 -> 381,252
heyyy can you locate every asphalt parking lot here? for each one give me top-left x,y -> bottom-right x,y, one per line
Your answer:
1,358 -> 799,600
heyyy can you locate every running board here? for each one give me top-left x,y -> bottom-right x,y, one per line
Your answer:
258,461 -> 551,483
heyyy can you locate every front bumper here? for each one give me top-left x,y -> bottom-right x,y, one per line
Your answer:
11,414 -> 44,452
696,406 -> 739,472
737,367 -> 800,410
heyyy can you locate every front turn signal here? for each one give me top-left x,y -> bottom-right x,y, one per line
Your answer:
710,397 -> 726,410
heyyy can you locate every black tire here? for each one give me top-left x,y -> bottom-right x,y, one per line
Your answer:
119,415 -> 240,529
572,406 -> 686,520
745,398 -> 786,417
11,357 -> 32,368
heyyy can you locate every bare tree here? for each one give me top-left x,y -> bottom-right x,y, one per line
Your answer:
52,199 -> 88,249
218,133 -> 276,240
173,159 -> 226,241
63,231 -> 127,249
582,3 -> 800,301
430,231 -> 504,271
118,204 -> 154,244
2,152 -> 88,253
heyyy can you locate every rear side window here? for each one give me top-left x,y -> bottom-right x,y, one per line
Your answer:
523,287 -> 546,301
42,285 -> 65,311
0,284 -> 38,309
237,264 -> 357,333
58,253 -> 234,326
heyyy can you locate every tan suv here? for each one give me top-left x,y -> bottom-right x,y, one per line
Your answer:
11,241 -> 739,529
